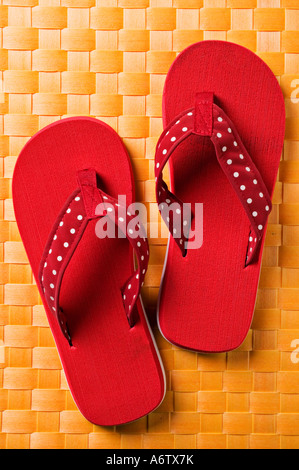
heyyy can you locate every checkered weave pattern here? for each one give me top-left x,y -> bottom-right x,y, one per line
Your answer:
0,0 -> 298,449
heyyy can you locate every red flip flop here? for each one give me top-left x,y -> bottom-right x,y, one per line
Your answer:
13,117 -> 165,425
155,41 -> 285,353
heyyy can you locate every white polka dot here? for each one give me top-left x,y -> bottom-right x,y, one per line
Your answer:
136,274 -> 139,279
137,241 -> 141,247
103,196 -> 108,200
49,249 -> 52,254
53,235 -> 57,240
119,217 -> 124,222
247,198 -> 252,204
57,256 -> 62,262
107,207 -> 113,213
227,159 -> 232,165
166,199 -> 171,204
162,149 -> 167,155
59,221 -> 63,227
222,146 -> 227,152
141,255 -> 144,261
233,141 -> 238,146
67,208 -> 71,213
64,242 -> 69,248
183,220 -> 188,226
128,284 -> 131,290
253,179 -> 258,184
246,167 -> 250,172
180,239 -> 183,245
50,296 -> 54,301
171,137 -> 176,142
239,154 -> 244,159
217,133 -> 222,138
182,127 -> 188,132
142,269 -> 146,274
166,217 -> 170,222
129,229 -> 133,235
77,215 -> 83,220
75,196 -> 80,201
240,185 -> 246,190
259,192 -> 263,198
228,128 -> 232,133
249,236 -> 253,242
258,225 -> 263,230
252,211 -> 258,217
187,112 -> 193,116
44,262 -> 47,268
265,205 -> 269,211
218,117 -> 223,122
50,283 -> 55,289
176,208 -> 181,214
233,172 -> 239,178
156,162 -> 160,168
70,228 -> 75,234
52,307 -> 56,312
123,294 -> 126,300
176,120 -> 180,124
52,270 -> 57,275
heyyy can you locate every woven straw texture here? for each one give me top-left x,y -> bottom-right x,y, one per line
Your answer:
0,0 -> 299,450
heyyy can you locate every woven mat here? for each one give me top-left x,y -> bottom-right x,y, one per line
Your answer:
0,0 -> 299,450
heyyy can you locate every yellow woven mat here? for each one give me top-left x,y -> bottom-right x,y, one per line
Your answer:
0,0 -> 299,450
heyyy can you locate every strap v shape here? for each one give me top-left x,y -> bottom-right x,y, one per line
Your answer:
38,168 -> 149,344
155,92 -> 272,265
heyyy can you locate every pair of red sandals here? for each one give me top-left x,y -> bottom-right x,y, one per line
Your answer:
13,42 -> 285,426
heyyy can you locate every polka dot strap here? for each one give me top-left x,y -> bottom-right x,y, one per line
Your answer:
95,196 -> 149,328
155,92 -> 272,264
155,110 -> 195,256
211,103 -> 272,265
38,188 -> 88,344
38,169 -> 149,344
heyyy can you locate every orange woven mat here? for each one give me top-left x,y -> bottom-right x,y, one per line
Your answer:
0,0 -> 299,449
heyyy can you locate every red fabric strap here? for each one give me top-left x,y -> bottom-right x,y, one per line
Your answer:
155,93 -> 272,264
194,91 -> 214,135
38,168 -> 149,344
